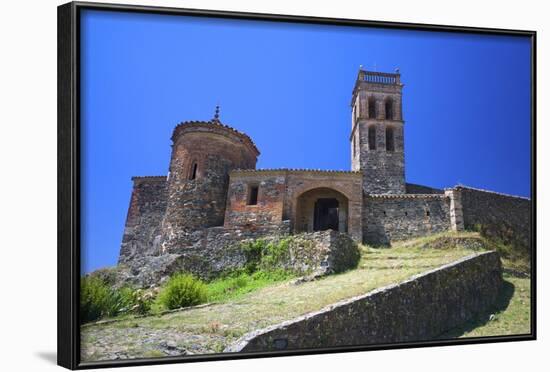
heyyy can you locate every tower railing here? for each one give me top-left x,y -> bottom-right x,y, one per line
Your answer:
359,70 -> 400,85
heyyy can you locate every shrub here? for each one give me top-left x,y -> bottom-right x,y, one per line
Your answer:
241,239 -> 266,273
157,273 -> 207,310
80,276 -> 119,323
116,287 -> 153,315
240,237 -> 293,273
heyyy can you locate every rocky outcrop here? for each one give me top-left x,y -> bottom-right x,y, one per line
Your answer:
91,228 -> 360,288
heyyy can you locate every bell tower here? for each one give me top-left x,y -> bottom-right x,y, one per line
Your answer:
350,67 -> 405,194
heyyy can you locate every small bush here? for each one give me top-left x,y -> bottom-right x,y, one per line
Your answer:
117,287 -> 154,315
241,239 -> 266,273
80,276 -> 119,323
157,273 -> 207,310
240,237 -> 293,273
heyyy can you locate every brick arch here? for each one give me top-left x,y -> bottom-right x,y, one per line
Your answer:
295,187 -> 350,234
293,184 -> 355,203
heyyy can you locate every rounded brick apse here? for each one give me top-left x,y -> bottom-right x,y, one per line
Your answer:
159,118 -> 259,254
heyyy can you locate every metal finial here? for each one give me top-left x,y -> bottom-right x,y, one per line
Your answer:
212,104 -> 220,123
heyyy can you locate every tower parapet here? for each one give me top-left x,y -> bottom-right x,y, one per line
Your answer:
350,67 -> 405,194
160,109 -> 259,254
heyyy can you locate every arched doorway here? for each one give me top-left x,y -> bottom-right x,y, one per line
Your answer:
295,188 -> 349,234
314,198 -> 339,231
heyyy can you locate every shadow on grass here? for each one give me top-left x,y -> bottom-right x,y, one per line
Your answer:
439,279 -> 515,339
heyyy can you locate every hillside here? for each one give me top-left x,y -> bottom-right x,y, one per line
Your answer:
80,232 -> 530,362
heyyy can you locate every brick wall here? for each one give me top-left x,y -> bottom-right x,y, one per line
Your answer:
227,170 -> 363,242
160,123 -> 258,254
224,173 -> 286,229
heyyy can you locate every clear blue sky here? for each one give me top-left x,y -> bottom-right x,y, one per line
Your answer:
80,10 -> 532,273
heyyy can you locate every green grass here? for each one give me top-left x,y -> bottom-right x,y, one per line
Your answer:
81,231 -> 532,361
82,232 -> 484,360
206,269 -> 295,303
440,274 -> 531,338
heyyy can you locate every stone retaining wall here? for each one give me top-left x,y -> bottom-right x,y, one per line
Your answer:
225,250 -> 502,353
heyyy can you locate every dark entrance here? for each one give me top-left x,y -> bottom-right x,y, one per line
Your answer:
313,198 -> 339,231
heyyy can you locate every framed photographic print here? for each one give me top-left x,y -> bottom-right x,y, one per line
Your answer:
57,1 -> 536,369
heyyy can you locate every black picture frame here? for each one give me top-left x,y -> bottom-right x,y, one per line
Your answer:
57,1 -> 537,369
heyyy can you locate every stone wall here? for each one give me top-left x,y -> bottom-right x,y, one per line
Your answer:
225,251 -> 502,353
357,123 -> 405,194
351,70 -> 406,195
113,224 -> 362,287
275,231 -> 360,276
406,182 -> 444,194
364,194 -> 451,245
119,177 -> 167,264
457,186 -> 532,249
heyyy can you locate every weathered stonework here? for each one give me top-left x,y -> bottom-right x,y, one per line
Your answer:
351,70 -> 406,195
406,182 -> 444,194
114,68 -> 531,285
159,121 -> 259,255
109,226 -> 361,287
275,230 -> 360,276
119,176 -> 167,264
226,169 -> 363,242
456,186 -> 531,249
225,251 -> 502,352
364,194 -> 451,245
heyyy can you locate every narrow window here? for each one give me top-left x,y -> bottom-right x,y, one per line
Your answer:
385,99 -> 394,120
368,97 -> 376,118
189,162 -> 198,180
386,127 -> 395,152
247,185 -> 259,205
368,126 -> 376,150
426,210 -> 430,216
353,136 -> 357,156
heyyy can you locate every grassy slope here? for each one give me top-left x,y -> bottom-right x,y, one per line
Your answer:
81,231 -> 531,361
81,232 -> 487,361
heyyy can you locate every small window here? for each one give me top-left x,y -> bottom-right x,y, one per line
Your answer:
386,127 -> 395,152
247,185 -> 259,205
368,97 -> 376,118
353,136 -> 357,156
368,126 -> 376,150
404,211 -> 408,216
426,210 -> 430,216
189,162 -> 198,180
385,99 -> 394,120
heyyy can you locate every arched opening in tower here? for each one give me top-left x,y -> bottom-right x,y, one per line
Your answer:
295,188 -> 349,234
